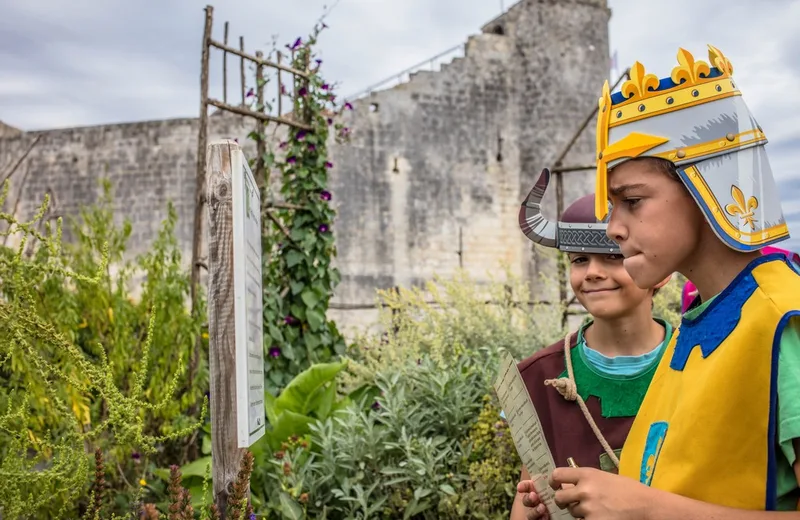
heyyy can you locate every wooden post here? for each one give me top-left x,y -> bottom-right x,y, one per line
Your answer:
190,3 -> 213,397
277,51 -> 282,117
223,21 -> 229,104
207,139 -> 266,518
239,36 -> 246,105
255,51 -> 266,190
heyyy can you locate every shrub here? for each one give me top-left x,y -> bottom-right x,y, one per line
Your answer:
252,269 -> 566,519
0,182 -> 207,518
342,268 -> 567,392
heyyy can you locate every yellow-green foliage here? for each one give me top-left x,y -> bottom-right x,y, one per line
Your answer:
653,272 -> 686,328
0,181 -> 207,519
343,269 -> 567,391
438,395 -> 521,519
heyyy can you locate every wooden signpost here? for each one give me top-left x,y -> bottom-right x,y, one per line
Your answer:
206,139 -> 266,515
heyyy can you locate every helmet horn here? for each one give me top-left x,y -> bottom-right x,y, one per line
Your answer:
519,168 -> 557,248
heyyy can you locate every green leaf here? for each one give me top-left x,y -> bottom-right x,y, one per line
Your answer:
279,491 -> 304,520
290,280 -> 305,295
266,410 -> 315,450
179,456 -> 212,479
313,382 -> 336,419
304,333 -> 320,351
285,250 -> 304,268
275,361 -> 347,415
264,391 -> 280,425
347,384 -> 381,409
268,323 -> 283,342
281,343 -> 296,361
439,483 -> 456,495
268,370 -> 284,386
300,288 -> 320,309
290,304 -> 306,321
306,308 -> 324,331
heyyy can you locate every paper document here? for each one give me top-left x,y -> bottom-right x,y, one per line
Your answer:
494,353 -> 572,519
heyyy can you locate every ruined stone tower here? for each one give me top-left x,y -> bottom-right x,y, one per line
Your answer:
0,0 -> 611,333
326,0 -> 611,329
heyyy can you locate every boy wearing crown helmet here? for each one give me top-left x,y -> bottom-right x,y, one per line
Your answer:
510,174 -> 673,519
517,45 -> 800,519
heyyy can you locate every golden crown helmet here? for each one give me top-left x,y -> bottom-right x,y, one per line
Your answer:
594,45 -> 789,252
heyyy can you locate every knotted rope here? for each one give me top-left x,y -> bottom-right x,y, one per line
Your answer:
543,331 -> 620,468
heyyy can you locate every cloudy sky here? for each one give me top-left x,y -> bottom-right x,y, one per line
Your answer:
1,0 -> 799,249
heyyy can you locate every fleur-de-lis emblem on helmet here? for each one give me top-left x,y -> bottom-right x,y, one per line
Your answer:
724,185 -> 759,230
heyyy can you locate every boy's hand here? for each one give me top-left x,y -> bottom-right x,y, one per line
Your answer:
517,479 -> 551,519
550,467 -> 656,520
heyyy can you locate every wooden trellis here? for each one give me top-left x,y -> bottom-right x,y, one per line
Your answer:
190,5 -> 315,516
191,5 -> 313,317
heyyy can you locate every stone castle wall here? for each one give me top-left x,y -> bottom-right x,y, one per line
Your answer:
0,0 -> 611,335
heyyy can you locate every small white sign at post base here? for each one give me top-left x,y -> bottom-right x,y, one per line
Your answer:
232,147 -> 266,448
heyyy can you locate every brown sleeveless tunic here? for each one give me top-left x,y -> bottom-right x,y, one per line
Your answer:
517,335 -> 634,472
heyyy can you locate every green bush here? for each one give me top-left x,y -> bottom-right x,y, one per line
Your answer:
0,181 -> 206,519
343,269 -> 566,391
252,270 -> 566,519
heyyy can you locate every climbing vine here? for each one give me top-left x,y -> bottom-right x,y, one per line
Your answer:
249,21 -> 352,394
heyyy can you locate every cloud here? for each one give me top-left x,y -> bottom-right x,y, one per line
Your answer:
0,0 -> 798,246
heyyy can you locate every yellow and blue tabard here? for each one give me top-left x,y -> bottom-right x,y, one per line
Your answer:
618,254 -> 800,510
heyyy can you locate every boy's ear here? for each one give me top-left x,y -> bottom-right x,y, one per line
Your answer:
653,273 -> 673,291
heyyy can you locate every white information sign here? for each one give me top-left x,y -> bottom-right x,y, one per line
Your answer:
494,353 -> 572,519
232,148 -> 266,447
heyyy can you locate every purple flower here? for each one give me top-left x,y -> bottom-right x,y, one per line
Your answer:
321,83 -> 329,91
298,87 -> 308,97
269,346 -> 281,358
308,144 -> 316,152
287,156 -> 296,164
279,141 -> 288,149
281,85 -> 287,95
246,88 -> 254,98
296,130 -> 307,141
324,161 -> 333,169
327,118 -> 333,126
283,315 -> 298,325
315,58 -> 323,65
318,224 -> 329,233
344,102 -> 353,110
320,190 -> 332,201
291,37 -> 302,50
371,401 -> 381,411
250,514 -> 257,520
131,452 -> 141,461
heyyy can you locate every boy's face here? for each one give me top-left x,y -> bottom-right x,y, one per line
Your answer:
568,252 -> 661,319
605,159 -> 705,289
